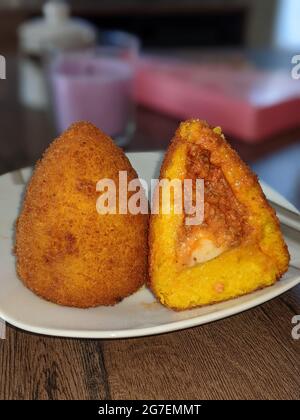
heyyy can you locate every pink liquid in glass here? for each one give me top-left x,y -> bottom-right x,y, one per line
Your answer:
51,55 -> 134,139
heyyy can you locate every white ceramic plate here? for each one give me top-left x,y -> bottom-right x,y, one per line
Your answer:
0,151 -> 299,339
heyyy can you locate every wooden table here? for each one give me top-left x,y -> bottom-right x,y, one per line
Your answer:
0,56 -> 299,400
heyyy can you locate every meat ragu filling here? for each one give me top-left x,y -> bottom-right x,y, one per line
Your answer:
177,143 -> 248,267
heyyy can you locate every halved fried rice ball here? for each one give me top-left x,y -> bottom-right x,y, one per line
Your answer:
15,122 -> 148,308
149,120 -> 289,310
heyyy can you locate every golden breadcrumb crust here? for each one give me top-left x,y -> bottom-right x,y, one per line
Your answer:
149,120 -> 290,310
15,121 -> 148,308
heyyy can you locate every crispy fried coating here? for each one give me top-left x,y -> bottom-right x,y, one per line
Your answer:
149,120 -> 290,310
15,122 -> 148,308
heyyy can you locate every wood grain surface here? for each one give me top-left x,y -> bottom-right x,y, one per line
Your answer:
0,56 -> 300,401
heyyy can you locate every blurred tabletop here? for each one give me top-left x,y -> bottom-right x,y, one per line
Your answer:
0,55 -> 300,400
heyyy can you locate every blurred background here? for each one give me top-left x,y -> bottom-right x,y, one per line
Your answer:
0,0 -> 300,53
1,0 -> 299,52
0,0 -> 299,207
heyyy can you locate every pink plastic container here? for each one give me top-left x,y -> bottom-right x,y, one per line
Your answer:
135,57 -> 300,142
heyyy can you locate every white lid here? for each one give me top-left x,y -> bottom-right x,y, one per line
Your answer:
43,1 -> 70,24
18,1 -> 96,54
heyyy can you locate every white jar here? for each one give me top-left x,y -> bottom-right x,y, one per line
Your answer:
18,0 -> 97,109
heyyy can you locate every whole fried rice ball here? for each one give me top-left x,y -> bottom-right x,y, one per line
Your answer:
15,122 -> 148,308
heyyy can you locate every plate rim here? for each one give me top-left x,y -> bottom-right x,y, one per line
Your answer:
0,273 -> 299,338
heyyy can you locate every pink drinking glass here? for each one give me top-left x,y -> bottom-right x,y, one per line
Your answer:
49,31 -> 140,147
